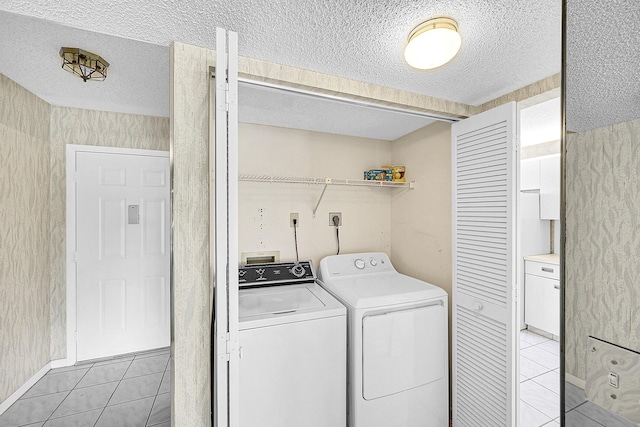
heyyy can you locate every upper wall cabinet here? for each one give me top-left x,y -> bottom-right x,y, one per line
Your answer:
521,158 -> 541,191
539,154 -> 560,220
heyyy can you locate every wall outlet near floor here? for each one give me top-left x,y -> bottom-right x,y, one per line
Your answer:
290,213 -> 299,227
329,212 -> 342,226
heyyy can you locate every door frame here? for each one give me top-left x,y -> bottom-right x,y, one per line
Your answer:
65,144 -> 170,366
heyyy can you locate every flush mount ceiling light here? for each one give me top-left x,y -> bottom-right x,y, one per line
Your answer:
404,17 -> 461,70
59,47 -> 109,82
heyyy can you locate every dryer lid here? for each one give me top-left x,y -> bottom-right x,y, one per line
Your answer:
320,272 -> 446,309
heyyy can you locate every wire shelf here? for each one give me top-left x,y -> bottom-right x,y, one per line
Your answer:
239,174 -> 413,217
238,174 -> 411,188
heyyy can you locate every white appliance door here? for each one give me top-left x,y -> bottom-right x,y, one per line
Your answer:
238,316 -> 346,427
75,150 -> 170,361
362,304 -> 446,400
451,102 -> 519,426
213,27 -> 240,427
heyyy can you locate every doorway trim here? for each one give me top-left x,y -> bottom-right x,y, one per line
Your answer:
65,144 -> 170,366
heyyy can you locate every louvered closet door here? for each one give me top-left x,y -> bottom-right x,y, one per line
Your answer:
451,102 -> 519,427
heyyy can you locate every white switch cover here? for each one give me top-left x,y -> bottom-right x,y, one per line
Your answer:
608,371 -> 619,388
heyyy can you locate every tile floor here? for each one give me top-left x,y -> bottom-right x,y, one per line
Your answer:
565,380 -> 637,427
0,347 -> 171,427
4,337 -> 634,427
520,329 -> 561,427
520,329 -> 637,427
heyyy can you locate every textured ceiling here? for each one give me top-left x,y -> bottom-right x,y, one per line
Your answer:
2,1 -> 635,136
0,11 -> 169,117
239,83 -> 435,141
566,0 -> 640,132
0,0 -> 561,119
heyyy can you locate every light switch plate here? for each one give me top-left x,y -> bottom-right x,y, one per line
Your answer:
586,337 -> 640,422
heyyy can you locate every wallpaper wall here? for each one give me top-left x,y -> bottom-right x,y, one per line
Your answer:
0,74 -> 51,403
565,118 -> 640,381
48,107 -> 169,360
170,42 -> 214,427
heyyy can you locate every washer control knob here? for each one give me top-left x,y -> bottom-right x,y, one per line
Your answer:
370,259 -> 378,266
291,264 -> 306,278
354,259 -> 366,269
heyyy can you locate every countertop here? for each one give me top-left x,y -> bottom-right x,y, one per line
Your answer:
523,253 -> 560,265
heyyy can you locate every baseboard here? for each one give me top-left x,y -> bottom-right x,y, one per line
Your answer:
565,373 -> 586,389
0,362 -> 51,416
50,358 -> 73,369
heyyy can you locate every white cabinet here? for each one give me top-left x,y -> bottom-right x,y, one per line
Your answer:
520,158 -> 541,191
524,257 -> 559,336
520,155 -> 560,220
539,155 -> 560,220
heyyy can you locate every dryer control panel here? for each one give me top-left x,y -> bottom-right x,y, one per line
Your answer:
319,252 -> 395,278
239,261 -> 315,287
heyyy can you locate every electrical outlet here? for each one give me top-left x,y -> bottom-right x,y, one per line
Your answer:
290,213 -> 299,227
329,212 -> 342,226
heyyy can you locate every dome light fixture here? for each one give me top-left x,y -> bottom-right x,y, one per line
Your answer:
404,17 -> 461,70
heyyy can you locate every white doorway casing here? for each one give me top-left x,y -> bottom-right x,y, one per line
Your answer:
66,145 -> 170,365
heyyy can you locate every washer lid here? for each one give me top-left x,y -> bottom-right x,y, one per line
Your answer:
240,286 -> 324,318
238,282 -> 346,329
320,271 -> 446,309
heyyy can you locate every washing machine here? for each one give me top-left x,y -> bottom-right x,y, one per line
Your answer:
238,260 -> 346,427
318,253 -> 448,427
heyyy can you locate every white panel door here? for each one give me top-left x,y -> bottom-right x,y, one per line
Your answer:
451,102 -> 519,426
75,151 -> 170,361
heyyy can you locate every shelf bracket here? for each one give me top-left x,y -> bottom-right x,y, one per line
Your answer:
312,179 -> 331,218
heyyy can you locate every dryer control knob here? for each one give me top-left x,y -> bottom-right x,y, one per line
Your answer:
354,259 -> 366,269
291,264 -> 306,278
370,259 -> 378,266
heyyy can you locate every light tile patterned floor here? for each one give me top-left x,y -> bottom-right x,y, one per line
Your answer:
0,348 -> 171,427
520,330 -> 637,427
520,329 -> 560,427
564,381 -> 637,427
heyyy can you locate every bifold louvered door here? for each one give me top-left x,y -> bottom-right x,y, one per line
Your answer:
451,102 -> 519,426
213,28 -> 240,427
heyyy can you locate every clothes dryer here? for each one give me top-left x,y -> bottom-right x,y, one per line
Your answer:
318,253 -> 448,427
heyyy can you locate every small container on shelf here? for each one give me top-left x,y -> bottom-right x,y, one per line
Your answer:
391,166 -> 406,182
364,169 -> 392,181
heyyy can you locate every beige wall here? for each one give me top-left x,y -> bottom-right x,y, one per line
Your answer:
48,107 -> 169,360
0,74 -> 51,402
389,121 -> 453,320
565,118 -> 640,381
239,123 -> 393,265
